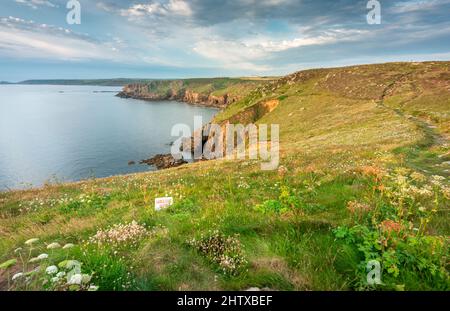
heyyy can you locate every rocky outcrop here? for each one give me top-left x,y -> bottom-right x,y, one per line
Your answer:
140,154 -> 187,169
117,84 -> 238,108
179,98 -> 280,157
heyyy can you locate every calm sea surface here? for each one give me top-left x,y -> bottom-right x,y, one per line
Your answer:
0,85 -> 217,190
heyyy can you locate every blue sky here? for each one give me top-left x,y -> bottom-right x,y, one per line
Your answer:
0,0 -> 449,81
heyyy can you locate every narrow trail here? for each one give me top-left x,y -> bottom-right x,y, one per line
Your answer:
375,73 -> 449,175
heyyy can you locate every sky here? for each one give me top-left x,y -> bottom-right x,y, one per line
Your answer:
0,0 -> 449,81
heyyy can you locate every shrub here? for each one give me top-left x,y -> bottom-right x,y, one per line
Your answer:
334,168 -> 449,290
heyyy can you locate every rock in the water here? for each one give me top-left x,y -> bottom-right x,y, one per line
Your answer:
128,161 -> 136,165
140,154 -> 187,169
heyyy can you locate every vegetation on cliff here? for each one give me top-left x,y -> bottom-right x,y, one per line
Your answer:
0,62 -> 449,291
117,77 -> 275,108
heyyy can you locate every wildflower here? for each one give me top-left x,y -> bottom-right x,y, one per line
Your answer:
51,277 -> 60,283
67,273 -> 82,285
360,166 -> 384,181
56,271 -> 66,278
430,175 -> 445,186
14,247 -> 23,253
46,265 -> 58,275
416,185 -> 433,197
62,243 -> 74,249
380,220 -> 403,234
347,201 -> 371,215
89,221 -> 148,247
88,285 -> 99,291
47,242 -> 61,249
24,238 -> 39,246
442,186 -> 450,199
410,172 -> 427,183
37,253 -> 49,260
12,272 -> 24,281
188,230 -> 247,275
29,257 -> 39,263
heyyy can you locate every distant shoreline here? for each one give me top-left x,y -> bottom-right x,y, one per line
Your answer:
0,79 -> 155,87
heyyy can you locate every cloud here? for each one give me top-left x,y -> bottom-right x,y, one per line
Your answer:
120,0 -> 192,18
0,17 -> 123,61
14,0 -> 57,9
390,0 -> 450,14
4,0 -> 450,77
192,28 -> 368,71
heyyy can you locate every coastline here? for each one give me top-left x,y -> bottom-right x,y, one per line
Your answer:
116,88 -> 234,109
0,85 -> 219,192
113,77 -> 268,109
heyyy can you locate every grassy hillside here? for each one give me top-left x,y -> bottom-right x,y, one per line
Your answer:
144,77 -> 274,97
0,62 -> 448,291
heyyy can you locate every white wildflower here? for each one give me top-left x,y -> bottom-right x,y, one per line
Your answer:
37,253 -> 48,260
24,238 -> 39,246
88,285 -> 99,291
56,271 -> 66,278
46,265 -> 58,275
12,272 -> 24,281
431,175 -> 445,186
29,257 -> 39,263
67,273 -> 82,285
417,186 -> 433,197
62,243 -> 75,249
47,242 -> 61,249
14,247 -> 23,253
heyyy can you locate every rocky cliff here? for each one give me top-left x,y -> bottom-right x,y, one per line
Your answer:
118,82 -> 237,108
116,78 -> 272,109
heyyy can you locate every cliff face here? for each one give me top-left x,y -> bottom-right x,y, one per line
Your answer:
117,83 -> 237,108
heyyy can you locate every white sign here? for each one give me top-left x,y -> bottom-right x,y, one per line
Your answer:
155,197 -> 173,211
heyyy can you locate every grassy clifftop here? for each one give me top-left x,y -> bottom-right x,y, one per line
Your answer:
0,62 -> 449,291
117,77 -> 275,108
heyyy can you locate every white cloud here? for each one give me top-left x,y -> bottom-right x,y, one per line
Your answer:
96,2 -> 117,13
193,28 -> 368,69
390,0 -> 450,13
194,40 -> 262,62
253,29 -> 367,52
15,0 -> 57,9
0,17 -> 123,61
121,0 -> 192,18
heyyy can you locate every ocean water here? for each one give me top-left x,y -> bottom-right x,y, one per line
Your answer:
0,85 -> 217,190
